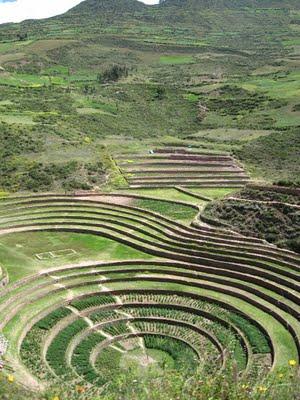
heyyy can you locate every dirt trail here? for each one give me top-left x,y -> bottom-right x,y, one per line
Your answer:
78,195 -> 134,206
99,283 -> 145,352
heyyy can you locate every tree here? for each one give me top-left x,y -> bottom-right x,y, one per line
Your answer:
17,32 -> 28,41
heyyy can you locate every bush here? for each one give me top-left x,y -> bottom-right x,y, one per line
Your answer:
98,64 -> 129,83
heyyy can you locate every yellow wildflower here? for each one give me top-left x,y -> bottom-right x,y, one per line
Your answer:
7,375 -> 14,383
258,386 -> 267,393
52,396 -> 60,400
278,373 -> 284,379
289,359 -> 297,367
241,384 -> 249,390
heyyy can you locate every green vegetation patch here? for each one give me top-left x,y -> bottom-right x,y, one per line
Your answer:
0,231 -> 154,281
47,319 -> 88,376
134,198 -> 197,221
202,188 -> 300,252
159,55 -> 194,65
235,128 -> 300,184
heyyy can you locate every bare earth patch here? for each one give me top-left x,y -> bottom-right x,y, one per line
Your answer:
78,195 -> 134,206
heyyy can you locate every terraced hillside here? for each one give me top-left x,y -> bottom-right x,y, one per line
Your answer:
115,146 -> 249,188
0,193 -> 299,398
0,0 -> 299,398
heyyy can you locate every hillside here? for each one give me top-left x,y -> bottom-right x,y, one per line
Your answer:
0,0 -> 299,191
203,186 -> 300,252
0,1 -> 299,400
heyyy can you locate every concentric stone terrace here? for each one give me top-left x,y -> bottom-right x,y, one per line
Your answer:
0,193 -> 299,392
115,146 -> 249,188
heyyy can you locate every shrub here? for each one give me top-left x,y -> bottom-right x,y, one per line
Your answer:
98,64 -> 129,83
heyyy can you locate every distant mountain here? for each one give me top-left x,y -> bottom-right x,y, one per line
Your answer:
68,0 -> 147,15
53,0 -> 300,31
159,0 -> 300,9
1,0 -> 299,35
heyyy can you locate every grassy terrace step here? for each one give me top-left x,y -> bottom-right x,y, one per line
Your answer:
154,149 -> 230,155
88,332 -> 201,383
0,195 -> 271,245
3,273 -> 298,352
120,294 -> 270,354
14,259 -> 299,313
93,335 -> 197,378
129,182 -> 248,188
130,184 -> 247,189
121,306 -> 247,369
119,161 -> 238,168
153,149 -> 230,156
0,204 -> 298,282
127,169 -> 246,175
2,284 -> 298,386
1,268 -> 298,352
128,178 -> 249,183
1,205 -> 296,267
127,176 -> 249,182
1,223 -> 293,308
118,155 -> 237,162
1,215 -> 299,288
128,181 -> 249,187
116,155 -> 233,161
0,198 -> 280,252
0,199 -> 248,246
37,266 -> 300,317
2,233 -> 296,296
4,262 -> 296,344
0,193 -> 299,389
0,203 -> 298,274
0,197 -> 274,250
42,315 -> 224,383
125,167 -> 245,173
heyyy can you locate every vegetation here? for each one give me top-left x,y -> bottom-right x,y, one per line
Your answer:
0,0 -> 299,399
0,195 -> 298,400
235,129 -> 300,183
0,0 -> 298,189
134,198 -> 197,221
203,187 -> 300,252
0,362 -> 299,400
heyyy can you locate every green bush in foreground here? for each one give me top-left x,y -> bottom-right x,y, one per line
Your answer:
1,361 -> 299,400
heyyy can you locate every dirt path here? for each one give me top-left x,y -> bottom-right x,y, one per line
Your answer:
78,195 -> 134,206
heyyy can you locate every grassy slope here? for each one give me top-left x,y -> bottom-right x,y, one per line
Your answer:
0,0 -> 298,190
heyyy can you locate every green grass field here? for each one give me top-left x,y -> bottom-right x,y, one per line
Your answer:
0,231 -> 154,281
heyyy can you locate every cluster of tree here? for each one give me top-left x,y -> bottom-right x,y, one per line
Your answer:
17,32 -> 28,41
